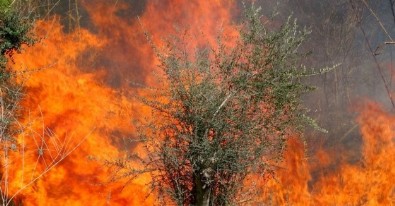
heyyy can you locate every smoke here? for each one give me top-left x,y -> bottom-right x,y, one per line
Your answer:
7,0 -> 395,204
47,0 -> 395,108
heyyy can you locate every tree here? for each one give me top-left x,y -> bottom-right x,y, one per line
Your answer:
110,4 -> 332,205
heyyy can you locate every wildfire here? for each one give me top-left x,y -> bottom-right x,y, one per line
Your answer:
3,0 -> 394,205
262,102 -> 395,205
6,0 -> 236,205
8,18 -> 153,205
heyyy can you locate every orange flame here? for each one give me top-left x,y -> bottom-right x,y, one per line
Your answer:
4,1 -> 395,205
262,102 -> 395,205
8,18 -> 153,205
6,0 -> 236,205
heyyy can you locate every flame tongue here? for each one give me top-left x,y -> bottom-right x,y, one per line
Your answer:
5,0 -> 395,205
261,103 -> 395,205
9,19 -> 152,205
7,0 -> 236,205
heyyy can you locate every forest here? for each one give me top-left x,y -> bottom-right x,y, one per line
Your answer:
0,0 -> 394,205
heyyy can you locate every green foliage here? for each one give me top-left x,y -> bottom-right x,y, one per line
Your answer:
0,11 -> 32,55
0,0 -> 12,12
110,4 -> 334,206
0,4 -> 34,56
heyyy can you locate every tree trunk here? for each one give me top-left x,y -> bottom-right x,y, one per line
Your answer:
200,188 -> 211,206
193,172 -> 211,206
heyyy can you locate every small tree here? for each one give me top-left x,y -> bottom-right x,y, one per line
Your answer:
111,4 -> 332,206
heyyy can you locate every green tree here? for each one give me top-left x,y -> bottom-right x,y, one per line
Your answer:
111,4 -> 332,206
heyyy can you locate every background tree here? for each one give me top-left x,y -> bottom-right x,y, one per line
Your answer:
108,4 -> 333,206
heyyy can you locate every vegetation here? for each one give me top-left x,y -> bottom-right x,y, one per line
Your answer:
0,1 -> 35,205
0,0 -> 393,205
107,4 -> 333,206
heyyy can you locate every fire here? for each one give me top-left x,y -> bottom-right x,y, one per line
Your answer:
3,0 -> 395,205
8,18 -> 152,205
314,103 -> 395,205
5,0 -> 236,205
82,0 -> 237,88
262,102 -> 395,205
